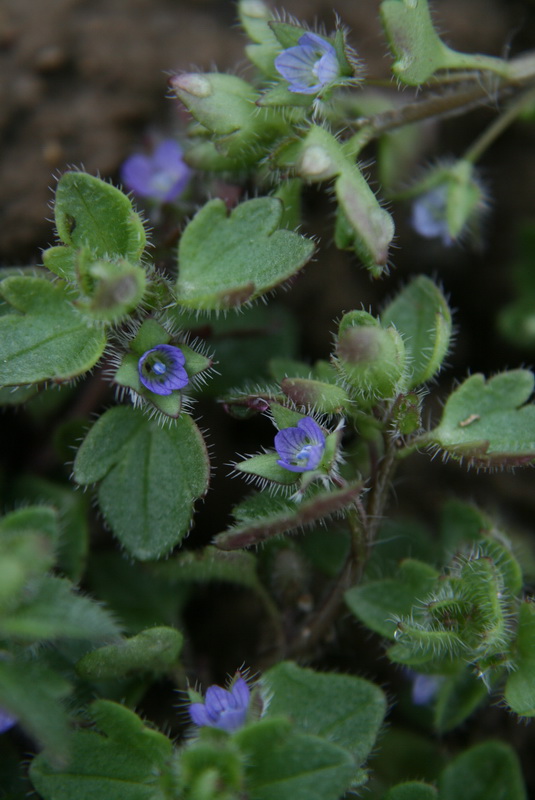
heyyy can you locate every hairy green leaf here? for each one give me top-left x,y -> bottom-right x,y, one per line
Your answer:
381,276 -> 451,388
76,626 -> 183,679
439,741 -> 527,800
74,407 -> 210,559
176,197 -> 314,310
30,700 -> 176,800
262,661 -> 386,768
427,370 -> 535,467
0,277 -> 106,385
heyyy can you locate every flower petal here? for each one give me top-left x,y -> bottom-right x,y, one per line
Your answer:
189,702 -> 214,727
121,154 -> 155,197
296,416 -> 325,445
230,677 -> 250,710
274,426 -> 308,462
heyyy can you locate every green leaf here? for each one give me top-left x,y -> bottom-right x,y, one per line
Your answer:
381,276 -> 452,388
280,377 -> 351,413
235,718 -> 356,800
176,197 -> 314,310
505,601 -> 535,716
216,482 -> 363,550
380,0 -> 508,86
433,666 -> 489,732
345,559 -> 439,639
76,626 -> 183,679
53,171 -> 146,263
0,657 -> 71,762
30,700 -> 176,800
0,277 -> 107,385
262,661 -> 386,767
234,452 -> 301,486
0,575 -> 121,641
12,477 -> 89,582
74,407 -> 210,560
427,370 -> 535,467
0,506 -> 58,609
438,741 -> 527,800
383,782 -> 438,800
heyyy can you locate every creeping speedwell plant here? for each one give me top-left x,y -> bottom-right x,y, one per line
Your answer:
1,1 -> 535,798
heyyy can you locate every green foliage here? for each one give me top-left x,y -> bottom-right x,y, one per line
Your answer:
427,370 -> 535,467
216,483 -> 363,550
74,407 -> 210,559
76,626 -> 183,679
505,601 -> 535,716
235,718 -> 357,800
380,0 -> 509,85
262,662 -> 386,769
345,558 -> 439,640
175,197 -> 314,310
51,172 -> 146,265
30,700 -> 177,800
498,224 -> 535,348
0,657 -> 72,762
0,276 -> 107,385
438,741 -> 527,800
3,2 -> 535,797
381,276 -> 452,388
382,783 -> 437,800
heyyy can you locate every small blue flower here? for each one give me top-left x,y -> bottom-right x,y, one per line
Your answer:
274,32 -> 340,94
121,139 -> 191,203
189,676 -> 250,733
275,417 -> 326,472
0,707 -> 17,734
405,669 -> 443,706
138,344 -> 189,395
411,187 -> 453,246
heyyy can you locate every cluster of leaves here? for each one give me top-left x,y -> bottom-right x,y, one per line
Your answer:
1,0 -> 535,798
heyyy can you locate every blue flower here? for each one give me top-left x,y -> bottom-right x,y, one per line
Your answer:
138,344 -> 189,395
0,707 -> 17,734
121,139 -> 191,203
411,187 -> 453,246
275,417 -> 326,472
189,676 -> 250,733
274,32 -> 340,94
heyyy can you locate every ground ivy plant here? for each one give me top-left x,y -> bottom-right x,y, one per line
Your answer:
1,1 -> 535,798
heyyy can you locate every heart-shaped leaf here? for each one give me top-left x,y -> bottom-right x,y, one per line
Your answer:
176,197 -> 314,310
427,370 -> 535,467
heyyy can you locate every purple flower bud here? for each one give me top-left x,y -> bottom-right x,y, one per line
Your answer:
274,32 -> 340,94
189,676 -> 250,733
138,344 -> 189,395
121,139 -> 191,203
411,187 -> 453,246
0,707 -> 17,734
274,416 -> 326,473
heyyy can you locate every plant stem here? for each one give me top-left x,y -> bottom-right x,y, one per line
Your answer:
463,89 -> 535,163
346,52 -> 535,154
288,433 -> 398,660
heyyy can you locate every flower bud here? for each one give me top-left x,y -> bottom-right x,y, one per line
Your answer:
334,311 -> 406,399
75,254 -> 146,323
171,71 -> 289,167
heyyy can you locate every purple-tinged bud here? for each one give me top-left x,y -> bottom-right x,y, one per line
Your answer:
335,311 -> 406,399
